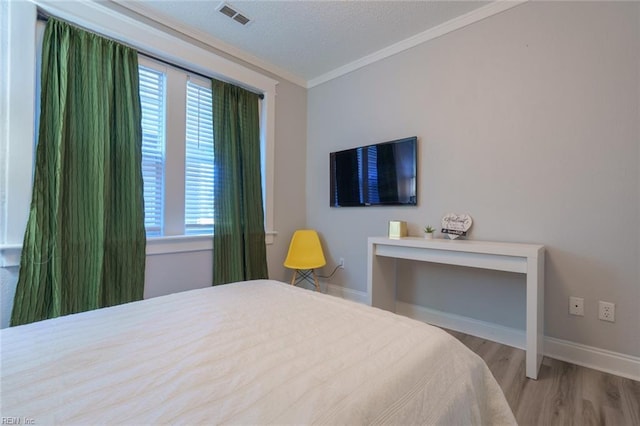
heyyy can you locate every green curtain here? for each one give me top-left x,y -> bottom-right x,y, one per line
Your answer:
11,18 -> 146,326
211,79 -> 268,285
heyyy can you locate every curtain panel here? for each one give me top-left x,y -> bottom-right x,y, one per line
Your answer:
211,79 -> 268,285
11,18 -> 146,326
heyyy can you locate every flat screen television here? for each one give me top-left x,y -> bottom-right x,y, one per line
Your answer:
330,136 -> 417,207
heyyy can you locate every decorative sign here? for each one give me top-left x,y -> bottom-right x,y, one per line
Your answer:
441,213 -> 472,240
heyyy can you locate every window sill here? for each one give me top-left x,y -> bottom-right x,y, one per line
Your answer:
0,231 -> 277,263
146,235 -> 213,256
147,230 -> 277,256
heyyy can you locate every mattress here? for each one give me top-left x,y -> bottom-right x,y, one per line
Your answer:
1,279 -> 516,425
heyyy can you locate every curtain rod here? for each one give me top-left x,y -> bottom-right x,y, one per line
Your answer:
36,12 -> 264,100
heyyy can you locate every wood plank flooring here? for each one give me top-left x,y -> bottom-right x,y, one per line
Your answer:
445,330 -> 640,426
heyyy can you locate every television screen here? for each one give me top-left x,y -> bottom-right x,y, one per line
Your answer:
330,136 -> 417,207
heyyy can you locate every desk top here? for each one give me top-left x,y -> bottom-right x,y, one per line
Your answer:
369,237 -> 544,258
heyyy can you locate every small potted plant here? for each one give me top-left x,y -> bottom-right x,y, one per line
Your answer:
423,225 -> 435,239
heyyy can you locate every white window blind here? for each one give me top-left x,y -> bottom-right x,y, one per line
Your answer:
139,65 -> 166,237
184,80 -> 214,235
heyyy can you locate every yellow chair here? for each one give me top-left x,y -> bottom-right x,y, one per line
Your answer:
284,230 -> 326,291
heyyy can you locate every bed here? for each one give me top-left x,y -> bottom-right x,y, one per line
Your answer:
1,279 -> 515,424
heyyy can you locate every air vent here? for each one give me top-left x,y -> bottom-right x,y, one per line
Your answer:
216,2 -> 252,26
233,14 -> 250,25
219,5 -> 236,18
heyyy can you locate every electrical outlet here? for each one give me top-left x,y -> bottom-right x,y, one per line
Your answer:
598,301 -> 615,322
339,257 -> 345,269
569,296 -> 584,316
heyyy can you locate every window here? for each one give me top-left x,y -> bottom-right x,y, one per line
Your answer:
184,80 -> 214,235
4,5 -> 276,258
138,58 -> 219,238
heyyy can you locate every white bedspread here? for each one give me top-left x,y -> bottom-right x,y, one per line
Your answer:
1,280 -> 515,425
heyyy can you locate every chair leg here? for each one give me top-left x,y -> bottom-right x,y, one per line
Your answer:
290,269 -> 320,291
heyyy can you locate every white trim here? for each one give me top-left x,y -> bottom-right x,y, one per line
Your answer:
110,0 -> 308,89
2,237 -> 215,259
0,246 -> 22,268
395,301 -> 640,382
323,291 -> 640,381
544,336 -> 640,382
262,91 -> 276,243
0,0 -> 7,248
146,231 -> 277,255
325,283 -> 368,304
33,0 -> 278,92
307,0 -> 528,88
396,301 -> 526,349
26,0 -> 529,91
1,1 -> 37,252
2,230 -> 277,262
146,235 -> 213,256
110,0 -> 527,89
265,230 -> 277,245
0,245 -> 22,250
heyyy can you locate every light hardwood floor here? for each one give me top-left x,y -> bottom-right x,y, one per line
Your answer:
445,330 -> 640,426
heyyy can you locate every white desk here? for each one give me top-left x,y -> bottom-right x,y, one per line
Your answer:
367,237 -> 545,379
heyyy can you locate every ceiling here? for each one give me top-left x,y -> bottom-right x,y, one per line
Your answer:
113,1 -> 496,87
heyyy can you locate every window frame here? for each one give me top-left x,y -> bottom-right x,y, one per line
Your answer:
139,58 -> 223,239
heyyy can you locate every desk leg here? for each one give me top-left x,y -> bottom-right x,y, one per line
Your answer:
367,242 -> 397,312
526,254 -> 545,379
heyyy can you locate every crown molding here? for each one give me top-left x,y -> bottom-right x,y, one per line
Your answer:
109,0 -> 307,88
307,0 -> 528,89
69,0 -> 526,89
34,0 -> 278,91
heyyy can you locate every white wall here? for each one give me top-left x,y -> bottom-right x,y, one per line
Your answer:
268,79 -> 309,282
307,1 -> 639,357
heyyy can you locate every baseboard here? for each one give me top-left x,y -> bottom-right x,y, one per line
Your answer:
395,301 -> 640,382
325,283 -> 368,304
323,297 -> 638,382
321,289 -> 640,381
396,301 -> 527,350
544,336 -> 640,382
